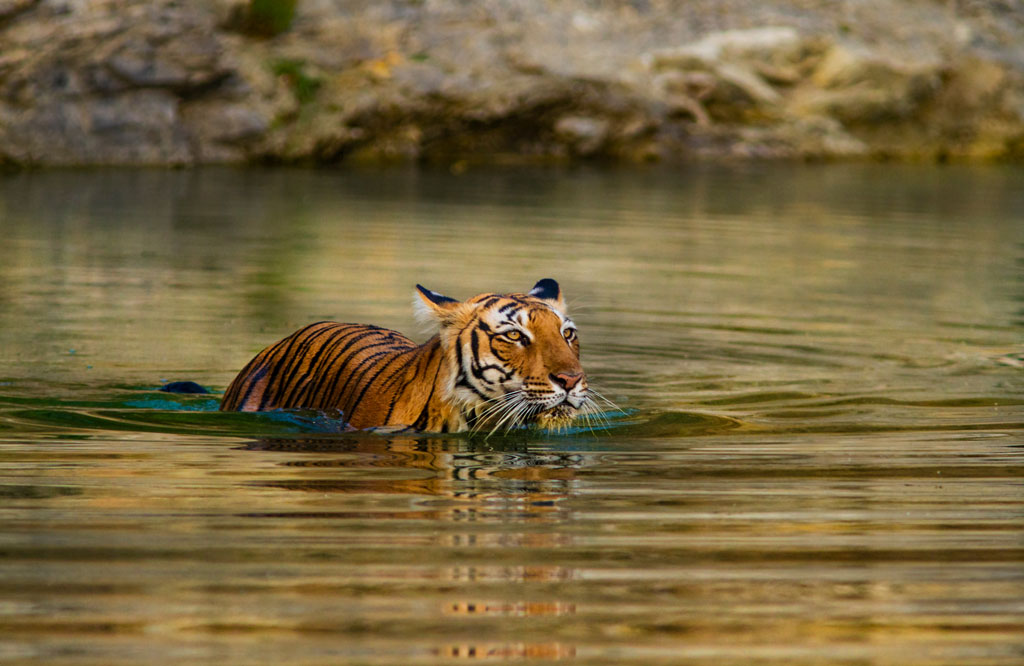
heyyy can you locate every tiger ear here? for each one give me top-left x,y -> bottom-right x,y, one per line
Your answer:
529,278 -> 565,311
414,284 -> 461,326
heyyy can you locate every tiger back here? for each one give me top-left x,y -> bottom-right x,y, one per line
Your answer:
220,279 -> 593,433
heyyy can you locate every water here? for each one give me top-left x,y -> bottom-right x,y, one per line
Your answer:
0,165 -> 1022,665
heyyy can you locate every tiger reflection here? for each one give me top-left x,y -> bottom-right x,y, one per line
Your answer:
245,436 -> 584,660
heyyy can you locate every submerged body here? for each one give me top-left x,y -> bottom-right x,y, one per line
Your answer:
220,279 -> 591,433
220,323 -> 453,429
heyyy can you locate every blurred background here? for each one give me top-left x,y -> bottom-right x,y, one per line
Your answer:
1,0 -> 1023,168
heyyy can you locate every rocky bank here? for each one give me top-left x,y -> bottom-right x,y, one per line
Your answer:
1,0 -> 1023,166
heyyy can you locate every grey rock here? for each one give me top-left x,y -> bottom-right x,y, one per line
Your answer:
1,0 -> 1023,165
555,115 -> 611,156
0,0 -> 36,22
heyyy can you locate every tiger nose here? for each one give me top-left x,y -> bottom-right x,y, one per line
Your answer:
551,372 -> 584,391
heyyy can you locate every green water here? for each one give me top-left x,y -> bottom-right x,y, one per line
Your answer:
0,165 -> 1022,664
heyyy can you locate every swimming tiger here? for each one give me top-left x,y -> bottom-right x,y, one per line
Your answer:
220,279 -> 597,433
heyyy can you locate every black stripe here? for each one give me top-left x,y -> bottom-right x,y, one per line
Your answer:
489,334 -> 510,362
469,329 -> 484,372
467,328 -> 502,386
318,328 -> 393,408
412,358 -> 444,430
284,325 -> 369,408
288,325 -> 364,408
253,323 -> 337,410
498,302 -> 521,316
346,345 -> 419,421
381,381 -> 408,424
272,324 -> 343,407
455,372 -> 489,401
232,364 -> 268,411
331,341 -> 410,415
379,342 -> 430,393
381,340 -> 439,422
455,313 -> 479,338
239,333 -> 300,399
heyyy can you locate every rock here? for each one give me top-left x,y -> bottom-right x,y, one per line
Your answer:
0,0 -> 36,22
0,90 -> 192,165
794,44 -> 943,123
0,0 -> 1022,165
180,101 -> 269,162
644,27 -> 818,124
555,115 -> 610,156
647,27 -> 805,70
715,63 -> 782,106
105,36 -> 229,92
0,0 -> 242,165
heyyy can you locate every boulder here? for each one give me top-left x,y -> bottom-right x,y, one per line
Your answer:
0,0 -> 1022,165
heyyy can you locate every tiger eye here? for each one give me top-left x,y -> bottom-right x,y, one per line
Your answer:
504,330 -> 522,341
563,328 -> 576,341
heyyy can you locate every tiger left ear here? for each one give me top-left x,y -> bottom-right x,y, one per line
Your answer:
414,284 -> 461,326
529,278 -> 565,311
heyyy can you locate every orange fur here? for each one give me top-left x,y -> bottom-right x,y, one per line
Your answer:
220,280 -> 589,433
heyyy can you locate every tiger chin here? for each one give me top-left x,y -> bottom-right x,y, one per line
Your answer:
220,279 -> 596,434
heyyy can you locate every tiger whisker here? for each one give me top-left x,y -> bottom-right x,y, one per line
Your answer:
587,396 -> 612,422
474,391 -> 522,422
510,401 -> 541,433
491,400 -> 529,436
578,396 -> 611,431
481,391 -> 523,415
586,388 -> 622,415
475,388 -> 612,439
472,392 -> 524,436
577,402 -> 596,430
481,393 -> 532,439
580,407 -> 596,432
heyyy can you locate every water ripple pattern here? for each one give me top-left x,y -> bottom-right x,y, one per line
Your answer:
0,165 -> 1022,665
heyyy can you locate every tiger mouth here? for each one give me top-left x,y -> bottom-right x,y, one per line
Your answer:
468,395 -> 581,433
535,403 -> 578,429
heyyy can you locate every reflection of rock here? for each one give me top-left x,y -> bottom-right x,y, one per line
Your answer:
1,1 -> 1022,165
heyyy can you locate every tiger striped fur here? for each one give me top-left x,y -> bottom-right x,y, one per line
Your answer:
220,279 -> 592,433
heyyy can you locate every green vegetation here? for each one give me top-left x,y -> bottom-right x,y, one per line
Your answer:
271,58 -> 321,105
245,0 -> 297,37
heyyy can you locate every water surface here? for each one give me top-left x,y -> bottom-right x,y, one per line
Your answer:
0,165 -> 1022,664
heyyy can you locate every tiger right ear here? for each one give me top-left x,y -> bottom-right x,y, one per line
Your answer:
529,278 -> 565,311
414,284 -> 461,326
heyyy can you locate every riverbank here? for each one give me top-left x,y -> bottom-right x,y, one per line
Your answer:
2,0 -> 1022,166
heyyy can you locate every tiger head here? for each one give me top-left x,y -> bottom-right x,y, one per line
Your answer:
415,278 -> 589,432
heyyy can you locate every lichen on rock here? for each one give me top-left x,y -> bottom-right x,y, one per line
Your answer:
1,0 -> 1022,166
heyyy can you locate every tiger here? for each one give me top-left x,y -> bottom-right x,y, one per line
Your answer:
219,279 -> 596,433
